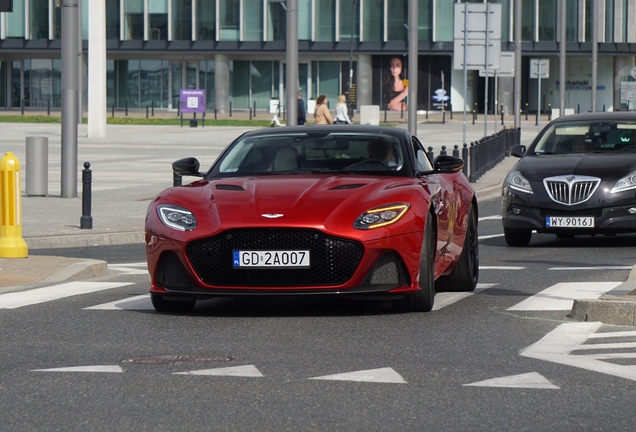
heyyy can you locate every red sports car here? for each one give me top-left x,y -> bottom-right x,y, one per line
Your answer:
145,125 -> 478,313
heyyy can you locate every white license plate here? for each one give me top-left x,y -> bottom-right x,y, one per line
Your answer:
546,216 -> 595,228
233,250 -> 310,268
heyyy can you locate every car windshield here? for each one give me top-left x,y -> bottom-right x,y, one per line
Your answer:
532,121 -> 636,155
210,133 -> 406,176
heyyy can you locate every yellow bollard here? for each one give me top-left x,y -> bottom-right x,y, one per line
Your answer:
0,152 -> 28,258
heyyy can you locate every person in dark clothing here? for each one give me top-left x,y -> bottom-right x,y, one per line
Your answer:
297,91 -> 307,125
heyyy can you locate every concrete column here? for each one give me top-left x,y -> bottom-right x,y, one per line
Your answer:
614,56 -> 629,110
214,54 -> 230,113
356,55 -> 373,107
88,0 -> 107,138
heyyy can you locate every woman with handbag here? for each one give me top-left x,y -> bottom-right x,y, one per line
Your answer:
313,95 -> 333,125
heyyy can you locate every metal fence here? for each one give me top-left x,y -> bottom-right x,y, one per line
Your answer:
425,127 -> 520,183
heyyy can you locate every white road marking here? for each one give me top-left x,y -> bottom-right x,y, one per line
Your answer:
478,234 -> 505,240
31,365 -> 123,373
309,367 -> 407,383
507,282 -> 622,311
521,322 -> 636,382
548,266 -> 633,271
432,284 -> 495,311
109,262 -> 148,275
478,215 -> 502,221
463,372 -> 559,389
0,282 -> 134,309
174,365 -> 264,377
85,294 -> 153,310
480,266 -> 525,270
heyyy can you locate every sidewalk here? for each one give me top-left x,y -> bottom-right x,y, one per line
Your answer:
0,118 -> 633,323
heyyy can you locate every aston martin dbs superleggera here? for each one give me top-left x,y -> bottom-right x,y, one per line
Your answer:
502,112 -> 636,246
145,125 -> 478,313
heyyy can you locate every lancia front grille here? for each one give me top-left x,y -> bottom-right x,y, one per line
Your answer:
186,228 -> 364,286
543,175 -> 600,206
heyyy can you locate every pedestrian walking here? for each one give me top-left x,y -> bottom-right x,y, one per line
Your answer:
334,95 -> 352,124
313,95 -> 333,125
297,91 -> 306,125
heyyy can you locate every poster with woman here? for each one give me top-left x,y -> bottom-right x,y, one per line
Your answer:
381,56 -> 409,111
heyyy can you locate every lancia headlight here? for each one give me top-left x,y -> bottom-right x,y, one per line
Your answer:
354,203 -> 410,230
611,171 -> 636,193
505,171 -> 533,194
157,204 -> 197,231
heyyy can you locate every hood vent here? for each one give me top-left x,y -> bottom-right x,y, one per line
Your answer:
216,184 -> 245,191
330,184 -> 367,190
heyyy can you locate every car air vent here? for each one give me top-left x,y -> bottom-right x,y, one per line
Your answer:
330,184 -> 367,190
543,175 -> 600,206
216,184 -> 245,191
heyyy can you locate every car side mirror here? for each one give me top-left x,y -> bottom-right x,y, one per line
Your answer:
433,155 -> 464,173
510,145 -> 526,158
173,157 -> 203,177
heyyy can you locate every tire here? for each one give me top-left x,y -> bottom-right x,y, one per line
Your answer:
435,205 -> 479,292
503,227 -> 532,246
394,212 -> 435,312
151,293 -> 196,313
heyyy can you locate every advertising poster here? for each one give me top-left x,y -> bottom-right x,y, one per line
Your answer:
372,55 -> 451,111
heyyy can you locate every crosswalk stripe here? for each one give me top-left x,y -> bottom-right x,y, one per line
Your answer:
433,284 -> 496,310
463,372 -> 559,389
480,266 -> 525,270
309,367 -> 407,383
507,282 -> 622,311
478,215 -> 502,221
0,282 -> 134,309
478,234 -> 505,240
31,365 -> 124,373
85,294 -> 152,310
174,365 -> 264,377
548,266 -> 633,271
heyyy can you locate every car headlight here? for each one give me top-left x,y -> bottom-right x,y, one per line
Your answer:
354,203 -> 410,230
157,204 -> 197,231
611,171 -> 636,193
505,171 -> 533,194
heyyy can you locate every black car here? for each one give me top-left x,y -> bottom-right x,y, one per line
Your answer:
502,112 -> 636,246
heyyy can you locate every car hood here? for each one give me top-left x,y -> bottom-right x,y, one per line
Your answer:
518,154 -> 636,181
155,174 -> 422,236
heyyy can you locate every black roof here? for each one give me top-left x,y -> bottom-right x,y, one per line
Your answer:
550,112 -> 636,124
240,125 -> 410,139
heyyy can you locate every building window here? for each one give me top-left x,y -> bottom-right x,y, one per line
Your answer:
315,0 -> 335,41
267,0 -> 286,41
30,59 -> 52,107
418,0 -> 432,42
387,0 -> 406,41
311,61 -> 340,105
605,0 -> 614,42
584,0 -> 592,42
566,0 -> 578,41
490,0 -> 510,42
106,0 -> 121,40
6,0 -> 25,38
538,0 -> 557,41
435,0 -> 453,42
521,0 -> 533,41
244,0 -> 263,41
196,0 -> 215,40
149,0 -> 168,40
219,0 -> 240,40
199,60 -> 215,109
172,0 -> 192,40
124,0 -> 144,40
339,0 -> 359,42
299,0 -> 311,40
30,0 -> 48,39
363,0 -> 383,41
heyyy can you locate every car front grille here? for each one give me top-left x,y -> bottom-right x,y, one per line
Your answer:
543,175 -> 600,205
186,228 -> 364,286
539,208 -> 603,218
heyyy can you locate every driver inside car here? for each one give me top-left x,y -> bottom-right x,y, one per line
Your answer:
367,138 -> 397,167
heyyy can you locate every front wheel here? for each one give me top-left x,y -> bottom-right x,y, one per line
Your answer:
503,227 -> 532,246
394,212 -> 435,312
435,205 -> 478,292
151,293 -> 196,313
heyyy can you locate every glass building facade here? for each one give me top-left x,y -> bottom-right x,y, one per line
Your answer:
1,0 -> 636,113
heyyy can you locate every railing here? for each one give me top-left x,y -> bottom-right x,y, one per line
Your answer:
426,127 -> 520,183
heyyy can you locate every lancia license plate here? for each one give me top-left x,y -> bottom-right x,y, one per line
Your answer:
233,250 -> 310,268
546,216 -> 595,228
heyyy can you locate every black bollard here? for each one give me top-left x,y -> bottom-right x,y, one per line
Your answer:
152,100 -> 155,116
453,145 -> 459,158
47,99 -> 51,116
427,146 -> 434,161
384,109 -> 387,123
215,108 -> 217,120
472,110 -> 476,125
80,162 -> 93,229
462,143 -> 469,176
249,105 -> 252,120
577,104 -> 580,114
442,109 -> 446,124
21,98 -> 24,115
253,101 -> 256,118
400,103 -> 404,119
230,101 -> 232,117
440,145 -> 447,156
525,103 -> 528,121
125,100 -> 128,116
146,106 -> 149,119
112,105 -> 115,118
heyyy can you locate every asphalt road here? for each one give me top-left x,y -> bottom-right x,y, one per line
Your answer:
7,197 -> 636,431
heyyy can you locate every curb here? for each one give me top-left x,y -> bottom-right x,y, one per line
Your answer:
0,258 -> 109,294
25,232 -> 145,250
569,280 -> 636,326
